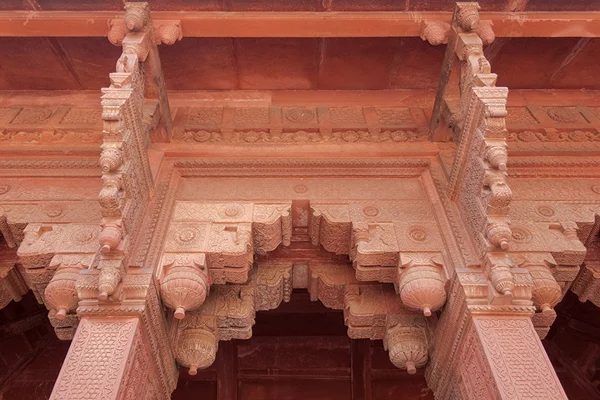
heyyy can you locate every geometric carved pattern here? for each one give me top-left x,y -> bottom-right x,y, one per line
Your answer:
473,317 -> 567,399
50,317 -> 162,400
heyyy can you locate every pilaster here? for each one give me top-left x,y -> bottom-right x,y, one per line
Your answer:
427,277 -> 568,399
50,316 -> 161,400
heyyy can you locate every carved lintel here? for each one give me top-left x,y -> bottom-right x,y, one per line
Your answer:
252,204 -> 292,253
310,204 -> 351,255
351,222 -> 399,282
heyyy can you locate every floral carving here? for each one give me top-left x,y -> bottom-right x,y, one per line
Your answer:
544,107 -> 586,124
511,226 -> 533,244
284,107 -> 317,124
407,226 -> 430,243
376,108 -> 414,125
11,107 -> 53,124
329,107 -> 366,125
187,108 -> 223,125
362,206 -> 379,217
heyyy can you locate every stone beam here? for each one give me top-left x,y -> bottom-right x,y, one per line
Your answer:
0,11 -> 598,38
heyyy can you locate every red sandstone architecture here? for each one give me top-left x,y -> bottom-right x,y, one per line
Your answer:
1,1 -> 600,399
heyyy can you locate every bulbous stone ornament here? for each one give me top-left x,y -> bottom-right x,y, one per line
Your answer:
160,254 -> 211,319
124,2 -> 149,32
420,21 -> 450,46
45,266 -> 80,320
456,3 -> 480,32
98,260 -> 122,301
107,20 -> 128,45
99,147 -> 123,173
529,265 -> 562,315
398,265 -> 446,317
384,326 -> 428,374
99,222 -> 123,254
477,20 -> 496,45
490,265 -> 515,296
486,175 -> 512,209
155,23 -> 182,45
486,221 -> 511,250
176,328 -> 218,375
484,144 -> 508,171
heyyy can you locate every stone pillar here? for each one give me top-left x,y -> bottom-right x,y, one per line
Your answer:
50,317 -> 158,400
48,274 -> 178,400
427,279 -> 568,400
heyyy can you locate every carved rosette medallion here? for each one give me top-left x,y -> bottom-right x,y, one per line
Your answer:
218,203 -> 244,219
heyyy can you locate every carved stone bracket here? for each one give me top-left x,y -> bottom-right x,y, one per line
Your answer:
0,261 -> 28,309
17,223 -> 100,337
571,260 -> 600,307
171,261 -> 431,375
309,202 -> 449,316
158,202 -> 292,319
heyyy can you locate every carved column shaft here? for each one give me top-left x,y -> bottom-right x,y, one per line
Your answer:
427,279 -> 568,399
50,317 -> 167,400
